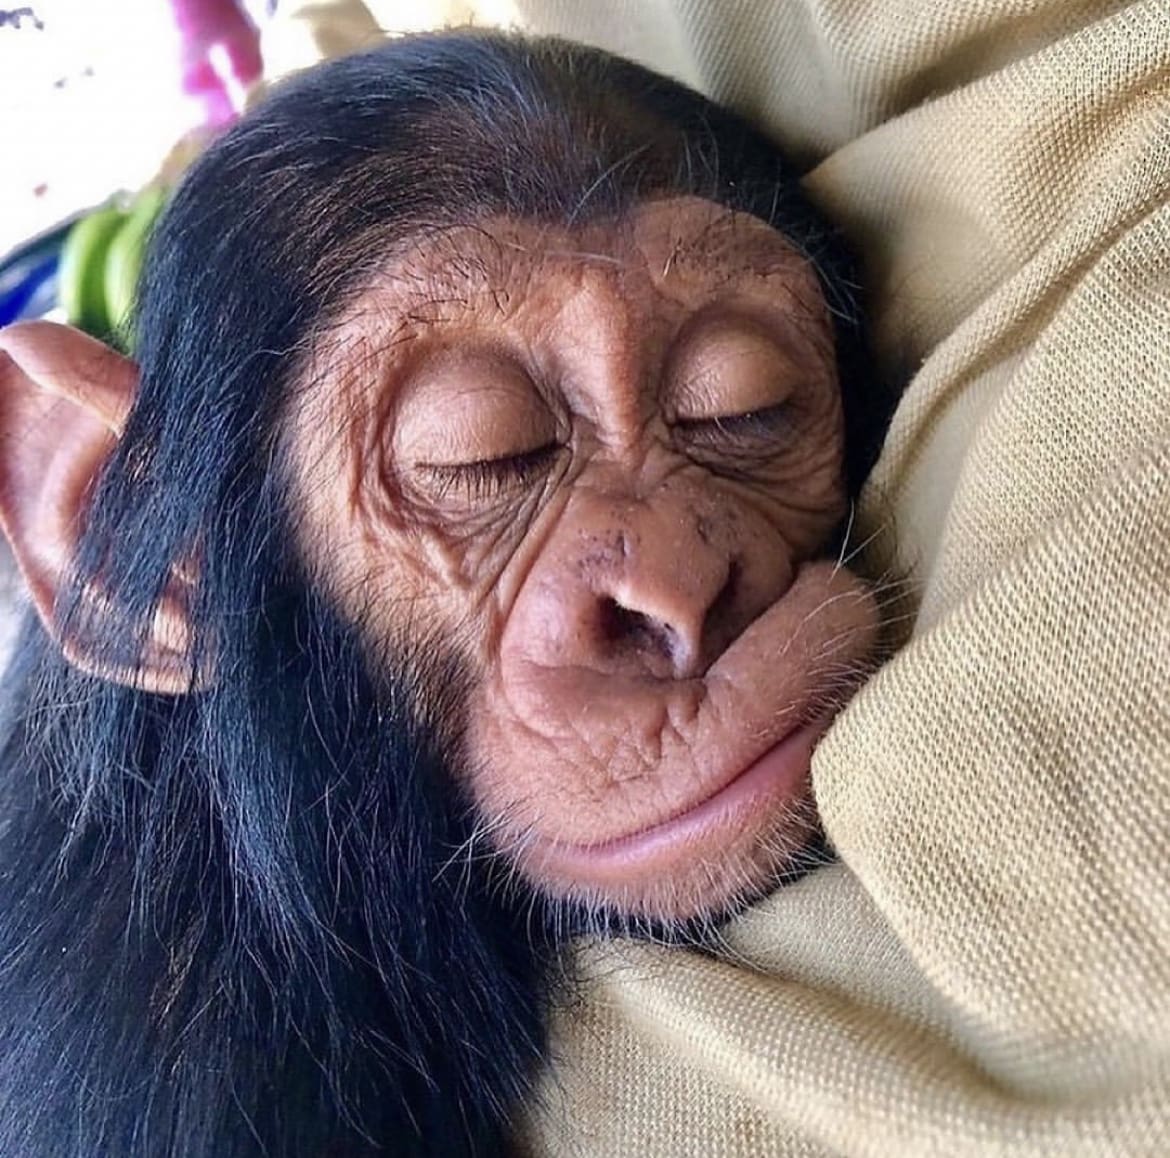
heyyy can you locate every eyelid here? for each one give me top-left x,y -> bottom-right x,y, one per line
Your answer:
674,401 -> 793,444
414,442 -> 562,501
665,308 -> 803,410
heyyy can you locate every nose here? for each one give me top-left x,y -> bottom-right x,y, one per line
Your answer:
503,479 -> 799,686
579,504 -> 746,680
596,563 -> 738,679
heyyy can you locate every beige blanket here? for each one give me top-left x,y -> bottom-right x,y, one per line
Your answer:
265,2 -> 1170,1153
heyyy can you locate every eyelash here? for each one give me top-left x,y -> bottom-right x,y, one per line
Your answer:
419,443 -> 561,500
676,402 -> 793,447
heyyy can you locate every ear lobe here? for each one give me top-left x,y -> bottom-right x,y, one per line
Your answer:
0,321 -> 200,694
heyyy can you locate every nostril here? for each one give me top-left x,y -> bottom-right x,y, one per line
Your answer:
598,597 -> 647,646
598,597 -> 675,659
595,557 -> 743,678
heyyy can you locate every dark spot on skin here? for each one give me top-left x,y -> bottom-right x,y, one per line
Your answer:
575,529 -> 631,578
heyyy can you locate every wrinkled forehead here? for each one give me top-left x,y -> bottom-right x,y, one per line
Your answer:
308,197 -> 826,357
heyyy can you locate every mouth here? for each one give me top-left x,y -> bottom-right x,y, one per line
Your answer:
531,717 -> 830,881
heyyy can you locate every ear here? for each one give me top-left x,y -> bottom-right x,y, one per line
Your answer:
0,321 -> 198,694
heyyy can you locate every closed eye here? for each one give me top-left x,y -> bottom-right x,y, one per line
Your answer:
416,443 -> 561,501
675,402 -> 793,447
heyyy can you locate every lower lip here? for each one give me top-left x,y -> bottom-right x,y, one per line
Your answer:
541,720 -> 827,875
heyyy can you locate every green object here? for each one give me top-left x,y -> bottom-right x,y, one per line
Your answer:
57,205 -> 128,337
55,187 -> 169,349
104,186 -> 168,343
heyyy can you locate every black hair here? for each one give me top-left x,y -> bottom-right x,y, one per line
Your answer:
0,30 -> 894,1157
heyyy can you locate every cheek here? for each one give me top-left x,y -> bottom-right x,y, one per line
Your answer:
722,387 -> 848,558
786,389 -> 849,509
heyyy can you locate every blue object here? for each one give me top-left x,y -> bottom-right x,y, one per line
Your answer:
0,252 -> 59,326
0,222 -> 71,326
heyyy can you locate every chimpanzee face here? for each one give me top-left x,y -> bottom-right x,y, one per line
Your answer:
292,197 -> 879,923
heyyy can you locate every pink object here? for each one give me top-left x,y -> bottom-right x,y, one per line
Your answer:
168,0 -> 262,127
